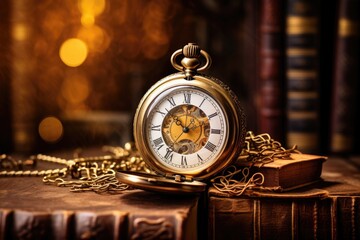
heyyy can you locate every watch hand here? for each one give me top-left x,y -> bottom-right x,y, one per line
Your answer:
173,116 -> 186,128
189,120 -> 203,130
173,130 -> 185,144
173,120 -> 194,143
190,124 -> 201,130
185,118 -> 195,128
180,118 -> 195,133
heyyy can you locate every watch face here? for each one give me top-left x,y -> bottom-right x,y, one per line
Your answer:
146,87 -> 227,172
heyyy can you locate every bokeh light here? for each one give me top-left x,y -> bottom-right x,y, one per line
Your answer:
59,38 -> 88,67
12,23 -> 28,41
78,0 -> 106,16
38,117 -> 64,143
81,13 -> 95,27
77,25 -> 110,52
61,74 -> 90,106
78,0 -> 106,27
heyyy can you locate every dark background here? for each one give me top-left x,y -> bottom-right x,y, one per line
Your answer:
0,0 -> 357,155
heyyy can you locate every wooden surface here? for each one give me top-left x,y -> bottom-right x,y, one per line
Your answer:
0,155 -> 200,240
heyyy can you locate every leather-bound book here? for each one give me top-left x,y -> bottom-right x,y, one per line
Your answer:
285,0 -> 320,153
208,188 -> 330,240
208,156 -> 360,240
0,176 -> 199,240
257,0 -> 285,143
236,153 -> 326,191
330,0 -> 360,153
0,150 -> 199,240
10,0 -> 38,153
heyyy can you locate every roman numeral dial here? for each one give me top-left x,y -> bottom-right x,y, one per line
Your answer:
147,87 -> 227,171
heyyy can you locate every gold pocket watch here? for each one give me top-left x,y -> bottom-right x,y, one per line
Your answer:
116,43 -> 246,193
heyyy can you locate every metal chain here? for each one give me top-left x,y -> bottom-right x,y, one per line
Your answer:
239,131 -> 301,165
0,167 -> 68,177
0,143 -> 150,193
1,132 -> 299,195
211,131 -> 301,196
211,166 -> 267,196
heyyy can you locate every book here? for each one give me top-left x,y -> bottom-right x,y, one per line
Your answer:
257,0 -> 286,143
208,189 -> 329,240
235,153 -> 327,191
0,147 -> 201,240
10,0 -> 38,153
209,193 -> 360,240
241,0 -> 260,133
208,156 -> 360,240
285,0 -> 320,153
0,175 -> 199,240
330,0 -> 360,153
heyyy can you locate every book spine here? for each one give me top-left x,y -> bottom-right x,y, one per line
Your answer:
285,0 -> 320,152
0,209 -> 194,240
238,0 -> 259,132
330,0 -> 360,153
208,196 -> 304,240
129,213 -> 195,240
10,0 -> 38,153
208,197 -> 254,240
335,196 -> 360,240
257,198 -> 295,239
209,194 -> 360,240
257,0 -> 285,143
297,199 -> 330,239
75,211 -> 131,240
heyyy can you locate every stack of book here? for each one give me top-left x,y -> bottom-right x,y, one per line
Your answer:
208,153 -> 360,240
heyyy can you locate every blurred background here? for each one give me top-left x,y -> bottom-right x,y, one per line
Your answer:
0,0 -> 359,155
0,0 -> 256,153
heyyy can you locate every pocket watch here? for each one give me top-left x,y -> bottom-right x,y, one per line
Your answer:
116,43 -> 246,193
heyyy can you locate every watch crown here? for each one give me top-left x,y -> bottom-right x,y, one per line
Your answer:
183,43 -> 201,58
181,43 -> 201,79
170,43 -> 212,79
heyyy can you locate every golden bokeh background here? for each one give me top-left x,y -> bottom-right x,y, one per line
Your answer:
0,0 -> 252,152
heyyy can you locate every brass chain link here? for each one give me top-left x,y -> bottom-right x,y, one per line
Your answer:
1,132 -> 299,194
0,143 -> 151,193
211,131 -> 301,196
239,131 -> 301,164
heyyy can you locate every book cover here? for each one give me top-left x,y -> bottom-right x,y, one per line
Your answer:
236,153 -> 326,191
330,0 -> 360,153
285,0 -> 320,153
257,0 -> 286,143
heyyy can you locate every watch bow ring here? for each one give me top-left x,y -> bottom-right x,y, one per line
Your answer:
170,43 -> 212,77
